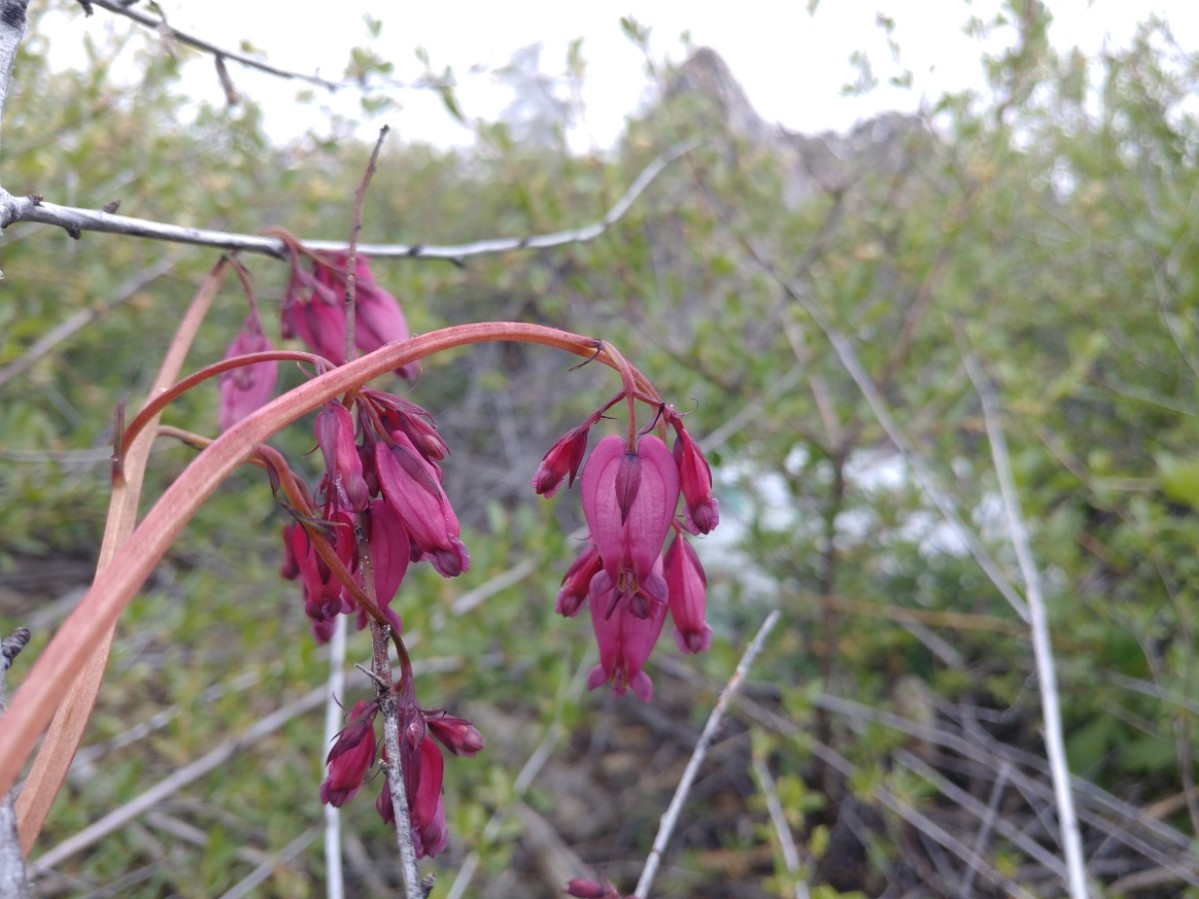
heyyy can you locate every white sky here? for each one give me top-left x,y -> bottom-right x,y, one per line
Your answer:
39,1 -> 1199,148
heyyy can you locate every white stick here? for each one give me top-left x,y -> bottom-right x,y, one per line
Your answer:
633,609 -> 780,898
322,616 -> 348,899
963,350 -> 1089,899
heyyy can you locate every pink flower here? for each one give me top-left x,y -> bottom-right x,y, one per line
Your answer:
281,266 -> 347,364
287,252 -> 420,378
320,701 -> 378,807
673,428 -> 719,534
331,253 -> 421,381
363,498 -> 409,607
556,543 -> 602,617
377,727 -> 451,858
408,736 -> 447,857
217,315 -> 278,431
426,711 -> 484,757
586,569 -> 668,702
664,533 -> 712,654
375,431 -> 470,577
286,514 -> 357,641
532,423 -> 591,497
565,878 -> 622,899
316,402 -> 369,512
581,435 -> 679,611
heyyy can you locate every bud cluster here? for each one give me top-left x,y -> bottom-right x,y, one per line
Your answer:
321,696 -> 482,858
535,407 -> 720,702
280,388 -> 469,642
218,247 -> 418,431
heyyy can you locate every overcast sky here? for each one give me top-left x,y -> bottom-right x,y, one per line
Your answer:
40,1 -> 1199,149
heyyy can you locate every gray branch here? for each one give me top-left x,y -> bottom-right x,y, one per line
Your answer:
0,0 -> 30,149
0,141 -> 698,261
0,627 -> 32,899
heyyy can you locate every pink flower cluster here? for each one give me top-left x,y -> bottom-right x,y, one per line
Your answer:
321,697 -> 482,857
280,388 -> 469,642
218,249 -> 418,431
534,410 -> 719,702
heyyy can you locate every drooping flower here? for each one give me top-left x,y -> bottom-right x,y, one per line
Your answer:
407,734 -> 448,857
663,532 -> 713,654
280,265 -> 347,364
426,711 -> 484,757
564,877 -> 623,899
532,423 -> 591,497
362,498 -> 410,608
285,251 -> 419,378
329,252 -> 421,380
672,427 -> 719,535
316,401 -> 370,512
320,701 -> 378,807
581,435 -> 679,611
586,567 -> 669,702
218,314 -> 278,431
556,542 -> 602,618
375,431 -> 470,577
375,716 -> 454,858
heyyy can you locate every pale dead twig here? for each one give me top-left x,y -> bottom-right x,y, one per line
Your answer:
750,756 -> 810,899
826,691 -> 1199,886
0,141 -> 700,258
743,242 -> 1031,622
322,616 -> 349,899
805,736 -> 1039,899
960,345 -> 1088,899
0,628 -> 32,899
632,609 -> 780,899
216,828 -> 319,899
141,810 -> 270,867
443,656 -> 593,899
0,255 -> 181,391
29,685 -> 329,872
68,670 -> 261,780
894,749 -> 1065,880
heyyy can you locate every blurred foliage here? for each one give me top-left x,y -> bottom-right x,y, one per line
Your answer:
6,0 -> 1199,896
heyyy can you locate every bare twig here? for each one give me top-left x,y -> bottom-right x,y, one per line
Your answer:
444,656 -> 592,899
751,756 -> 809,899
217,827 -> 318,899
0,254 -> 180,391
747,249 -> 1031,622
85,0 -> 449,96
805,737 -> 1039,899
344,125 -> 389,362
0,142 -> 698,258
86,0 -> 340,92
322,617 -> 348,899
378,679 -> 421,899
633,608 -> 780,899
0,628 -> 32,899
0,0 -> 30,260
960,346 -> 1088,899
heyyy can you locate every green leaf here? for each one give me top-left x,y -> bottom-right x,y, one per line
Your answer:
1157,453 -> 1199,510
